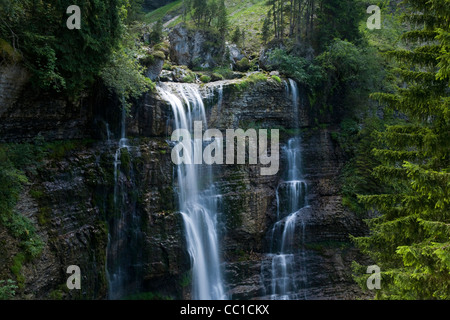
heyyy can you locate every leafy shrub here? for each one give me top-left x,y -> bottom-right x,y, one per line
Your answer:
316,39 -> 384,114
267,49 -> 324,87
100,45 -> 154,104
0,280 -> 18,300
236,57 -> 250,72
0,0 -> 123,94
0,141 -> 48,260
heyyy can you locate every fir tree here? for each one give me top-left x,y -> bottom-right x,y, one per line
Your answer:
216,0 -> 228,44
352,0 -> 450,299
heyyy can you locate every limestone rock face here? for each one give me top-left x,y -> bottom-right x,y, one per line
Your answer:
169,24 -> 224,69
146,57 -> 165,81
1,68 -> 370,299
0,64 -> 90,143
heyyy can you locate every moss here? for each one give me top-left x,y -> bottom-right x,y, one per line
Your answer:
0,38 -> 22,63
232,72 -> 268,93
153,50 -> 166,60
119,147 -> 131,178
45,140 -> 93,161
180,272 -> 191,288
163,62 -> 173,70
212,66 -> 234,79
37,207 -> 51,226
140,53 -> 155,66
199,75 -> 211,83
182,73 -> 196,83
49,289 -> 64,300
236,57 -> 250,72
10,253 -> 26,289
271,75 -> 282,84
211,72 -> 224,81
29,189 -> 44,201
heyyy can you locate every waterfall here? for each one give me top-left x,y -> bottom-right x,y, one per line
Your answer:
263,79 -> 309,300
106,101 -> 143,300
157,83 -> 226,300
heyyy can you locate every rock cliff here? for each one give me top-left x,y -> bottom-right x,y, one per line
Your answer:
0,62 -> 369,299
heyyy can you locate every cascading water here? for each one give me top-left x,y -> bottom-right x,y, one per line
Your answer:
157,83 -> 227,300
106,103 -> 143,300
262,79 -> 309,300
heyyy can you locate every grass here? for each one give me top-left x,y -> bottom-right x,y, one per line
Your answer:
232,72 -> 268,91
144,0 -> 270,51
10,253 -> 26,289
144,0 -> 183,24
226,0 -> 268,51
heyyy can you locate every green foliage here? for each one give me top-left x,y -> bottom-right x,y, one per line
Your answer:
316,39 -> 385,114
216,0 -> 229,40
149,19 -> 164,44
262,0 -> 364,52
0,0 -> 123,94
180,272 -> 191,288
232,72 -> 268,91
266,48 -> 324,88
0,139 -> 88,265
0,38 -> 22,62
186,0 -> 229,43
339,116 -> 386,215
182,73 -> 196,83
352,0 -> 450,300
10,253 -> 25,288
313,0 -> 364,52
100,25 -> 154,105
200,75 -> 211,83
232,26 -> 243,45
144,0 -> 183,23
212,66 -> 234,79
211,72 -> 224,81
235,57 -> 250,72
261,17 -> 271,45
271,75 -> 281,83
0,142 -> 47,261
0,280 -> 18,300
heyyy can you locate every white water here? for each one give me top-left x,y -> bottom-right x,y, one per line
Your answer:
265,79 -> 308,300
157,83 -> 226,300
106,103 -> 143,300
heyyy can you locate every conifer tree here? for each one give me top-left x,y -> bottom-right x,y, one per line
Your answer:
352,0 -> 450,299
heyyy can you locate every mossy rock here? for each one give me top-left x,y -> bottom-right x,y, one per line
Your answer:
199,75 -> 211,83
152,50 -> 166,60
236,57 -> 250,72
211,72 -> 224,81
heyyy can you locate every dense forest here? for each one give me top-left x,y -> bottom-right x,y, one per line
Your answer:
0,0 -> 448,301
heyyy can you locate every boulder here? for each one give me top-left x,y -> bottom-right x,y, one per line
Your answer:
169,24 -> 224,69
